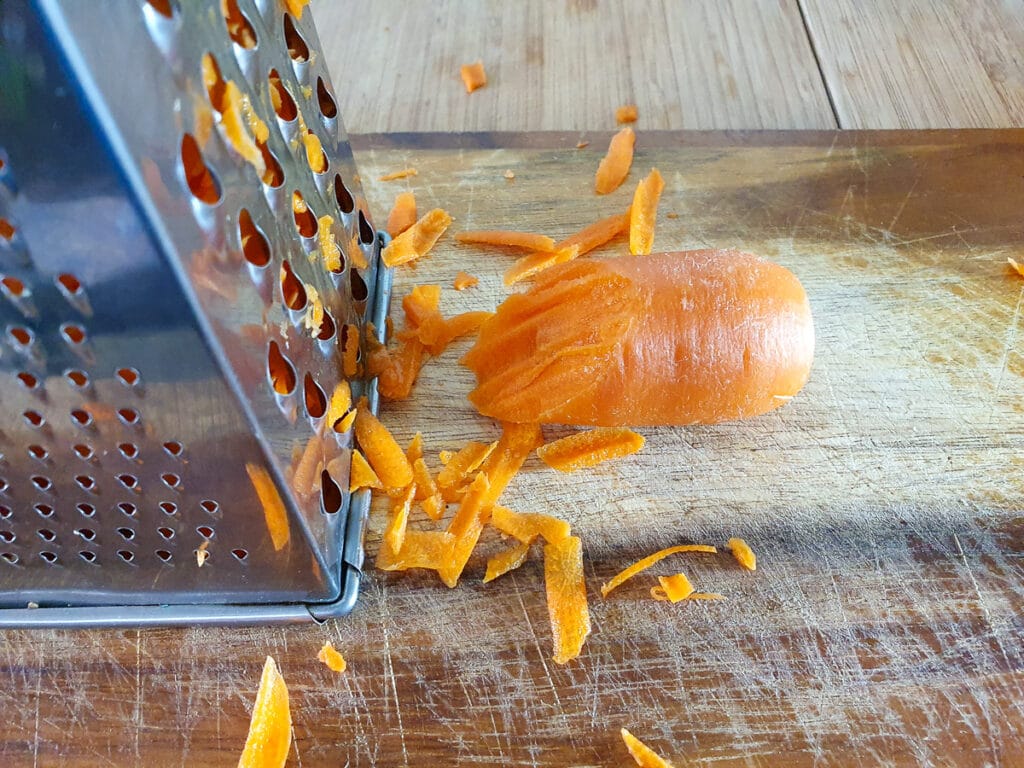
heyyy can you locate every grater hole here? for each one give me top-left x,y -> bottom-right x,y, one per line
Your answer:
358,210 -> 374,245
161,473 -> 181,490
267,341 -> 297,395
232,548 -> 248,561
117,527 -> 135,541
280,260 -> 306,309
23,410 -> 45,428
117,550 -> 135,563
146,0 -> 175,18
268,69 -> 298,121
181,133 -> 222,205
351,269 -> 368,302
0,506 -> 10,519
27,444 -> 48,461
118,442 -> 139,459
238,209 -> 270,267
75,475 -> 96,492
32,475 -> 53,492
334,174 -> 354,214
79,550 -> 97,563
73,443 -> 94,460
321,469 -> 342,514
197,525 -> 215,539
37,528 -> 56,542
75,528 -> 96,541
316,77 -> 338,119
163,441 -> 184,457
0,218 -> 15,241
156,549 -> 172,562
34,503 -> 53,517
1,553 -> 18,565
70,409 -> 92,428
160,501 -> 178,515
222,0 -> 257,49
316,310 -> 336,342
200,499 -> 220,514
117,474 -> 140,491
8,325 -> 34,348
60,322 -> 86,346
0,478 -> 7,494
55,272 -> 83,297
76,503 -> 96,517
116,367 -> 141,387
0,531 -> 14,543
40,551 -> 58,564
257,140 -> 284,187
1,274 -> 26,297
118,502 -> 138,517
340,323 -> 360,363
17,371 -> 39,390
117,407 -> 141,426
303,373 -> 327,418
291,191 -> 317,238
65,369 -> 89,389
157,526 -> 175,540
283,14 -> 309,61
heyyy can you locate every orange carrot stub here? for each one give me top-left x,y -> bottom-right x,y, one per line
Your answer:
537,427 -> 645,472
381,209 -> 452,267
460,60 -> 488,92
456,231 -> 555,252
601,544 -> 717,597
595,127 -> 635,195
453,271 -> 479,291
629,168 -> 665,255
463,251 -> 815,426
387,192 -> 417,237
544,535 -> 591,664
620,728 -> 675,768
728,537 -> 757,571
616,104 -> 639,123
238,656 -> 291,768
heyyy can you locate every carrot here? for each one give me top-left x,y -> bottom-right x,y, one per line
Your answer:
490,506 -> 571,544
349,450 -> 383,492
554,209 -> 630,256
382,209 -> 452,267
238,657 -> 291,768
456,231 -> 555,252
439,472 -> 492,587
416,310 -> 492,355
379,168 -> 418,182
376,529 -> 454,572
246,463 -> 290,551
728,537 -> 756,571
284,0 -> 310,19
463,251 -> 815,426
629,168 -> 664,255
601,544 -> 717,598
504,244 -> 580,286
544,535 -> 590,664
460,60 -> 487,92
594,127 -> 635,195
484,539 -> 533,583
317,215 -> 342,271
317,642 -> 346,673
353,398 -> 414,490
616,104 -> 638,123
536,427 -> 644,472
620,728 -> 675,768
453,271 -> 479,290
302,130 -> 327,173
387,191 -> 417,237
650,573 -> 695,603
1008,257 -> 1024,278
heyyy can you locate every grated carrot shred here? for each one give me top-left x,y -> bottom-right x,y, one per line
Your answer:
439,473 -> 492,587
348,231 -> 369,269
456,230 -> 556,252
238,656 -> 291,768
595,127 -> 635,195
336,408 -> 357,434
454,271 -> 479,291
616,104 -> 639,124
221,81 -> 266,176
353,397 -> 414,490
601,544 -> 717,597
416,310 -> 492,355
376,337 -> 426,401
554,209 -> 631,256
342,323 -> 360,378
537,427 -> 645,472
383,484 -> 415,554
302,130 -> 327,173
491,506 -> 571,544
318,215 -> 342,271
317,641 -> 347,673
629,168 -> 665,255
382,208 -> 452,267
620,728 -> 675,768
545,535 -> 591,664
246,463 -> 291,551
406,433 -> 424,463
650,573 -> 694,603
504,244 -> 580,286
479,422 -> 543,506
376,529 -> 454,572
728,537 -> 756,571
484,538 -> 533,583
349,450 -> 383,492
326,381 -> 352,430
437,441 -> 498,500
387,191 -> 417,238
412,458 -> 444,520
379,167 -> 418,182
460,60 -> 487,93
401,284 -> 442,328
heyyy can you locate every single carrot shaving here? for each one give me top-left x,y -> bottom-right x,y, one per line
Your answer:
348,231 -> 369,270
291,432 -> 323,496
616,104 -> 639,123
377,337 -> 426,401
545,535 -> 591,664
376,529 -> 454,572
384,484 -> 415,554
437,441 -> 498,499
460,60 -> 487,93
412,458 -> 444,520
491,506 -> 571,544
336,408 -> 357,434
326,381 -> 352,430
650,573 -> 694,603
620,728 -> 675,768
284,0 -> 309,18
406,433 -> 424,463
382,208 -> 452,267
342,323 -> 360,377
402,284 -> 442,328
629,168 -> 665,255
595,127 -> 635,195
504,244 -> 580,286
1008,257 -> 1024,278
302,284 -> 324,336
238,656 -> 291,768
349,450 -> 382,492
353,397 -> 414,490
317,641 -> 346,673
387,191 -> 417,238
379,167 -> 418,182
456,230 -> 556,252
576,140 -> 590,149
221,81 -> 266,176
422,495 -> 444,520
484,538 -> 533,583
479,422 -> 543,506
554,209 -> 630,256
601,544 -> 717,597
318,215 -> 342,271
439,450 -> 454,465
416,310 -> 492,355
537,427 -> 644,472
728,537 -> 756,571
454,271 -> 479,291
303,130 -> 327,173
246,463 -> 291,551
440,473 -> 492,587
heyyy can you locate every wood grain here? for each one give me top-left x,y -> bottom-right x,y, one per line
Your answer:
3,131 -> 1024,766
315,0 -> 837,132
799,0 -> 1024,128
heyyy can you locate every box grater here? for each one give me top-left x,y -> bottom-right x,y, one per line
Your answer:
0,0 -> 392,627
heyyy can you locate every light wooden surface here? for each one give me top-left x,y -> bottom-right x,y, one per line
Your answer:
316,0 -> 1024,131
4,131 -> 1023,766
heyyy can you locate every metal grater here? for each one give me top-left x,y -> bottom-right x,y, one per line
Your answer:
0,0 -> 391,627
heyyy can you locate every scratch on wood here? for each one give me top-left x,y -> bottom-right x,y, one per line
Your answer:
134,630 -> 142,760
380,580 -> 410,768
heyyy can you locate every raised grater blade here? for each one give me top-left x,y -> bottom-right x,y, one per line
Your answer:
0,0 -> 391,627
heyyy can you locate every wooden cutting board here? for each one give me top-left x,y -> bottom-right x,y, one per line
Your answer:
2,131 -> 1022,767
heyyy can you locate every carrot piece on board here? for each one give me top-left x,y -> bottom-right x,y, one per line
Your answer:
238,656 -> 291,768
601,544 -> 717,597
439,473 -> 492,587
341,323 -> 360,378
387,191 -> 417,238
353,397 -> 414,490
335,408 -> 357,434
504,244 -> 580,286
349,450 -> 382,492
456,231 -> 556,252
317,215 -> 342,272
479,422 -> 543,506
379,167 -> 418,182
303,130 -> 327,173
417,310 -> 492,355
437,441 -> 498,500
221,81 -> 267,176
595,127 -> 635,194
650,573 -> 695,603
384,484 -> 415,554
460,60 -> 487,92
620,728 -> 675,768
554,209 -> 631,256
348,231 -> 369,270
317,641 -> 347,673
629,168 -> 665,255
537,427 -> 644,472
377,337 -> 426,401
382,209 -> 452,267
406,433 -> 424,463
246,463 -> 290,551
376,529 -> 455,572
491,506 -> 571,544
545,535 -> 591,664
402,285 -> 442,328
484,538 -> 534,583
412,458 -> 444,520
1008,257 -> 1024,278
326,381 -> 353,431
454,271 -> 479,291
728,537 -> 757,571
616,104 -> 639,123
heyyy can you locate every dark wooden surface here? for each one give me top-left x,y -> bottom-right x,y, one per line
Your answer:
2,131 -> 1023,766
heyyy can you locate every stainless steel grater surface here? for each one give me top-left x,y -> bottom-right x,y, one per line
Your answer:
0,0 -> 391,627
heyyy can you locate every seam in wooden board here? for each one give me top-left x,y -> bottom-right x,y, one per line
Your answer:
795,0 -> 843,128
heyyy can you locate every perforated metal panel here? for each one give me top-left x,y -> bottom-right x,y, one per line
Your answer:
0,0 -> 390,626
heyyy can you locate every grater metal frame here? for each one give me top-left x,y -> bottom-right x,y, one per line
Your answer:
0,0 -> 391,627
